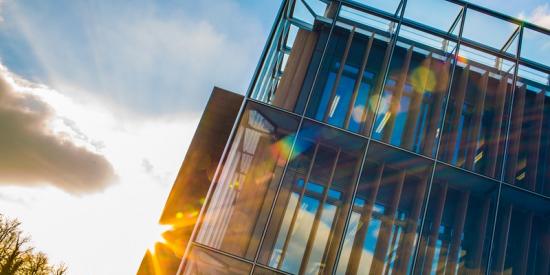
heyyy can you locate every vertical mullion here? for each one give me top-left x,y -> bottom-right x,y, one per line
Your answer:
526,92 -> 545,190
277,143 -> 320,268
487,24 -> 523,273
492,205 -> 513,273
420,184 -> 449,275
299,150 -> 341,274
362,30 -> 400,137
249,2 -> 343,273
504,85 -> 525,183
411,8 -> 466,272
345,163 -> 385,275
370,171 -> 407,275
394,173 -> 430,273
344,33 -> 375,129
323,148 -> 365,272
329,0 -> 410,273
516,213 -> 533,274
401,54 -> 433,149
465,71 -> 488,170
487,74 -> 509,177
324,27 -> 356,122
446,191 -> 470,273
468,197 -> 491,273
382,46 -> 414,143
422,57 -> 452,156
442,65 -> 470,163
249,0 -> 289,100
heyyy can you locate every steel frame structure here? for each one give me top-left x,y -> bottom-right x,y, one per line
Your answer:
178,0 -> 550,274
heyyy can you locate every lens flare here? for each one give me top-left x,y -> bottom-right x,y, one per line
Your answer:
271,134 -> 296,163
410,65 -> 436,93
457,55 -> 468,65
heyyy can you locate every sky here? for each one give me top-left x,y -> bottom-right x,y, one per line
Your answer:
0,0 -> 548,274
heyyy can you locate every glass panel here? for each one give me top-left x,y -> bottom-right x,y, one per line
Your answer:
462,9 -> 520,54
403,0 -> 463,34
438,46 -> 515,180
504,65 -> 550,196
291,0 -> 328,26
305,19 -> 394,136
195,102 -> 300,259
251,2 -> 332,114
259,120 -> 367,274
520,27 -> 550,68
490,185 -> 550,274
181,245 -> 251,275
335,141 -> 433,275
372,26 -> 456,157
415,163 -> 498,274
253,266 -> 286,275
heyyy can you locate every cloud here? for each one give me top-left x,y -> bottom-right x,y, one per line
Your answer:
0,0 -> 271,116
0,67 -> 116,194
519,3 -> 550,28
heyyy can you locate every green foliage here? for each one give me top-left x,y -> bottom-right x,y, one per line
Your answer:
0,214 -> 67,275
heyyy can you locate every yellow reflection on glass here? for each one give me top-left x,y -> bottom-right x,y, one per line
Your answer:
410,61 -> 436,94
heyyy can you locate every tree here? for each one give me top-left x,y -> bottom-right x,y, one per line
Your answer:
0,214 -> 67,275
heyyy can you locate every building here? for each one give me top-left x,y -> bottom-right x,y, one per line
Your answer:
142,0 -> 550,274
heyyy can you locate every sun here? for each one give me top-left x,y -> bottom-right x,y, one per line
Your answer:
146,224 -> 173,253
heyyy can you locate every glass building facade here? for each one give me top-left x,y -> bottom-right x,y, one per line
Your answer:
179,0 -> 550,274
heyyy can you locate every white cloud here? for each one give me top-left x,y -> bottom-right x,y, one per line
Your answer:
519,3 -> 550,29
0,63 -> 201,274
0,65 -> 116,194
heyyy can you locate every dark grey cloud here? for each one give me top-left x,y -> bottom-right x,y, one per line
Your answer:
0,73 -> 116,194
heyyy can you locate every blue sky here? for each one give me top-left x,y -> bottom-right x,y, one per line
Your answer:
0,0 -> 548,274
0,0 -> 280,115
0,0 -> 547,115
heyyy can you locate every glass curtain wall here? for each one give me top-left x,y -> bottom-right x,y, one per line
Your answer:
489,185 -> 550,274
193,102 -> 300,260
504,65 -> 550,196
305,7 -> 398,136
372,26 -> 457,157
414,164 -> 498,274
182,1 -> 550,275
334,142 -> 433,275
258,120 -> 367,275
438,46 -> 515,180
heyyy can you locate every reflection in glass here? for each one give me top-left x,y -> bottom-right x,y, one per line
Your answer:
259,120 -> 367,274
182,245 -> 251,275
415,164 -> 497,274
195,102 -> 300,259
305,24 -> 392,136
490,185 -> 550,274
439,46 -> 514,179
372,26 -> 456,157
504,66 -> 550,196
252,1 -> 330,114
253,266 -> 286,275
335,141 -> 433,275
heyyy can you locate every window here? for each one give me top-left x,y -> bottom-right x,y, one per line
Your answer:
335,141 -> 433,275
415,163 -> 498,274
490,185 -> 550,274
373,26 -> 456,157
439,46 -> 514,180
306,25 -> 390,136
259,120 -> 367,274
195,102 -> 300,259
